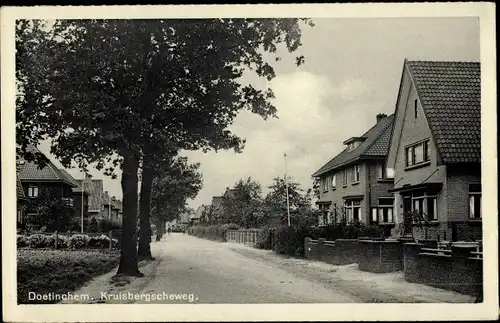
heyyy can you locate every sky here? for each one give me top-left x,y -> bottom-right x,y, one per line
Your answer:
38,17 -> 480,210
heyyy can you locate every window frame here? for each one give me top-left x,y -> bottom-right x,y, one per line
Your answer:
331,174 -> 336,190
322,176 -> 329,192
27,186 -> 39,198
343,169 -> 348,186
469,183 -> 482,220
344,199 -> 361,223
371,198 -> 395,224
410,192 -> 438,221
352,164 -> 360,183
405,140 -> 431,168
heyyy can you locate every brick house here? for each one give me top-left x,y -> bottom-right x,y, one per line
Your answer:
312,114 -> 395,231
59,168 -> 89,228
386,59 -> 481,242
17,146 -> 77,227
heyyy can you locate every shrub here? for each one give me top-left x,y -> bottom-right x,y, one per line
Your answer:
274,225 -> 314,257
88,234 -> 117,248
255,226 -> 273,250
98,219 -> 114,232
188,223 -> 240,242
27,234 -> 50,248
68,234 -> 90,249
17,234 -> 28,248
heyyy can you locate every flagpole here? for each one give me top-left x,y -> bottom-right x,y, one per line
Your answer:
284,153 -> 291,226
81,173 -> 85,233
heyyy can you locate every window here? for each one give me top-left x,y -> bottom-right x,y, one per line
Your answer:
469,184 -> 481,219
28,186 -> 39,198
371,198 -> 394,224
331,174 -> 336,189
411,192 -> 438,221
377,161 -> 387,179
352,165 -> 360,183
405,140 -> 430,167
343,169 -> 348,186
414,99 -> 418,118
322,176 -> 329,192
344,200 -> 361,223
318,204 -> 330,225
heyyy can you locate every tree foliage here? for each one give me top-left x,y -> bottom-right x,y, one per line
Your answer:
16,18 -> 313,275
23,187 -> 74,232
263,176 -> 319,227
220,177 -> 264,228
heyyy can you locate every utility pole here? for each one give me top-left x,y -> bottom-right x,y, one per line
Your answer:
81,173 -> 86,233
284,153 -> 291,226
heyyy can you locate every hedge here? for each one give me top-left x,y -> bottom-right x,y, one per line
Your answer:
187,223 -> 240,242
17,233 -> 118,249
261,223 -> 385,257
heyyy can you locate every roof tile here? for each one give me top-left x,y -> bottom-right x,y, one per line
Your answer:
406,60 -> 481,163
312,115 -> 394,177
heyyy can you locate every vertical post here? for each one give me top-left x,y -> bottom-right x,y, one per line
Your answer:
81,173 -> 86,233
109,230 -> 112,250
55,231 -> 58,249
284,153 -> 291,227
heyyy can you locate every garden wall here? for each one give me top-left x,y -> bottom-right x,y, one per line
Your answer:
358,239 -> 403,273
403,243 -> 483,297
304,238 -> 362,265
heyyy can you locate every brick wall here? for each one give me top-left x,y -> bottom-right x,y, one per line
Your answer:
403,243 -> 482,297
304,238 -> 361,265
358,240 -> 403,273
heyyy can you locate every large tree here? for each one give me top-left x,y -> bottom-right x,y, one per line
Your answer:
220,177 -> 264,228
16,18 -> 313,276
264,176 -> 319,227
150,156 -> 203,242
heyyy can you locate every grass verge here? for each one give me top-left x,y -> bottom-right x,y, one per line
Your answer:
17,248 -> 120,304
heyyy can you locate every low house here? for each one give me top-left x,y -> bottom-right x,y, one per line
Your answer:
111,197 -> 122,225
209,196 -> 224,223
17,146 -> 77,227
76,178 -> 106,221
386,59 -> 481,241
59,169 -> 89,228
312,114 -> 395,231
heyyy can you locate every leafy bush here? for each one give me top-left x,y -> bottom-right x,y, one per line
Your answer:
255,226 -> 273,250
274,225 -> 315,257
68,234 -> 90,249
87,234 -> 118,248
17,234 -> 28,248
188,223 -> 240,242
27,234 -> 50,248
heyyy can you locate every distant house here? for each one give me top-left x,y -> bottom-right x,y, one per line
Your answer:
386,60 -> 481,242
312,114 -> 395,231
59,168 -> 89,228
17,146 -> 77,225
209,196 -> 224,224
111,197 -> 122,225
76,178 -> 106,221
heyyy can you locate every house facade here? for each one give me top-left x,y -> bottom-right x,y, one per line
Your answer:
17,175 -> 27,227
312,114 -> 395,233
59,168 -> 90,228
386,60 -> 481,241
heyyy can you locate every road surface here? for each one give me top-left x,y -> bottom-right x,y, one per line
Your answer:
64,233 -> 474,304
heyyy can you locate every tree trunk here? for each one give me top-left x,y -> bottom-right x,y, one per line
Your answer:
116,151 -> 143,277
138,165 -> 154,260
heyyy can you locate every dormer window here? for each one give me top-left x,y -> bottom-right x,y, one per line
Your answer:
343,137 -> 367,152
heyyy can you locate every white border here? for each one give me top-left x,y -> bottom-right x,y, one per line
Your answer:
1,3 -> 497,322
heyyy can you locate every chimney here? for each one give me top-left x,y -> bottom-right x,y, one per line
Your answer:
376,113 -> 387,123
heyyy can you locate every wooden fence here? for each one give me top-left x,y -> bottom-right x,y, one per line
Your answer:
226,230 -> 259,246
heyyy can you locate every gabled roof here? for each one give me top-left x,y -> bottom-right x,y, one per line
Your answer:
17,145 -> 77,187
17,175 -> 26,199
406,60 -> 481,163
312,114 -> 395,177
211,196 -> 223,208
76,179 -> 104,211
